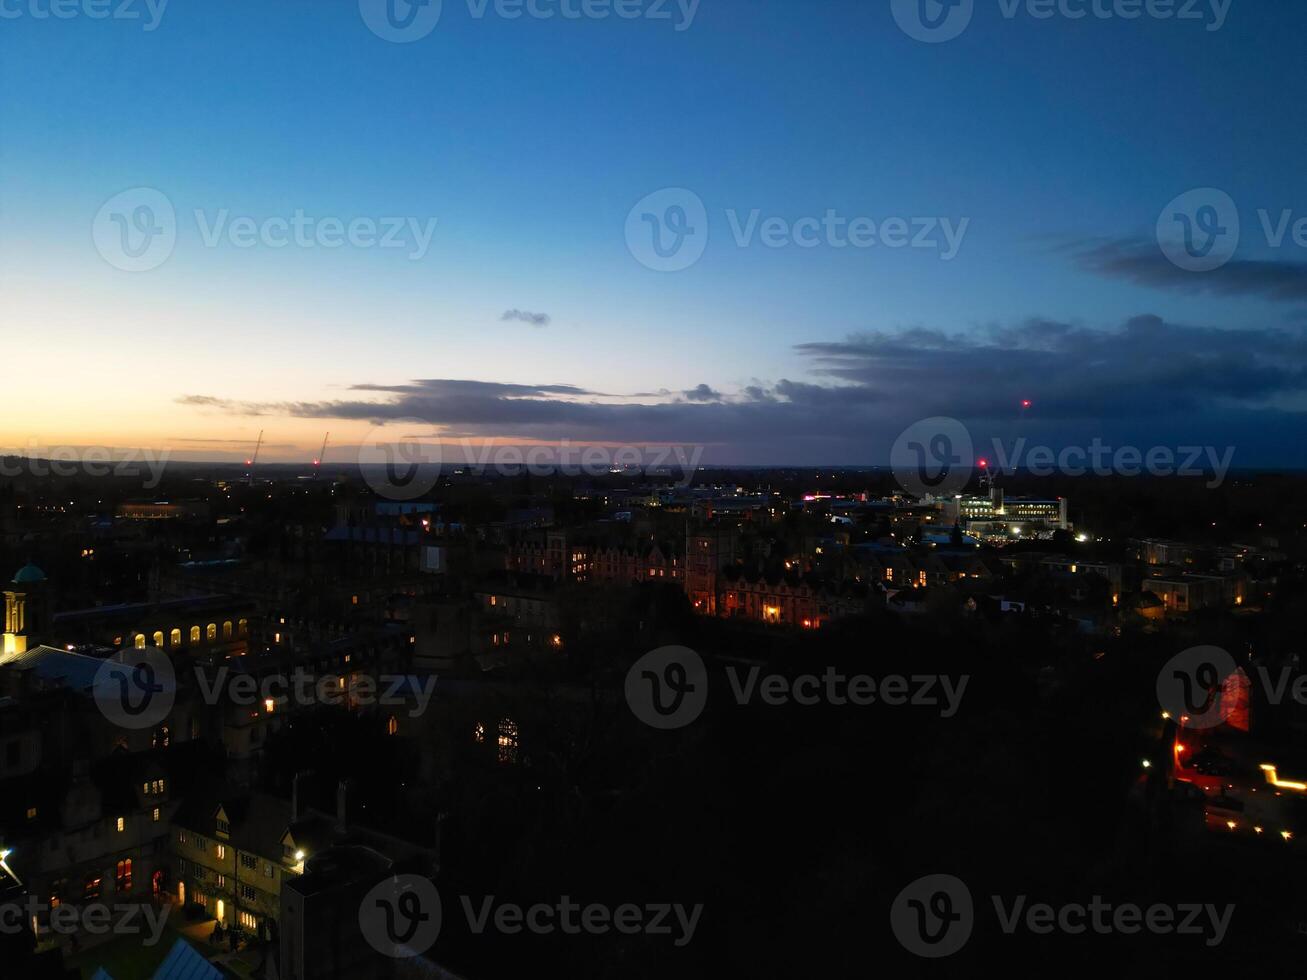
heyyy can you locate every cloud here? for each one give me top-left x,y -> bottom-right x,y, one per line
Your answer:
176,318 -> 1307,465
501,309 -> 551,327
682,384 -> 722,402
1072,238 -> 1307,302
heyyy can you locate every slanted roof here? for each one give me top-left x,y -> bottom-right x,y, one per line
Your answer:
152,936 -> 227,980
0,645 -> 103,692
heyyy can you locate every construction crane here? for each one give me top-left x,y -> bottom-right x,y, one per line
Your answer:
313,432 -> 329,477
246,430 -> 263,486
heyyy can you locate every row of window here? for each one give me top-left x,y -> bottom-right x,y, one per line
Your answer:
178,833 -> 278,877
133,619 -> 248,649
182,862 -> 270,899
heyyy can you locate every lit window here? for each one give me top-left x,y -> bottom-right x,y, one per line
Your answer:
152,631 -> 164,648
206,623 -> 217,642
25,806 -> 36,820
170,628 -> 181,647
190,626 -> 201,644
387,715 -> 398,736
223,621 -> 233,640
116,817 -> 125,832
153,807 -> 160,822
134,634 -> 146,649
497,718 -> 519,765
216,844 -> 226,860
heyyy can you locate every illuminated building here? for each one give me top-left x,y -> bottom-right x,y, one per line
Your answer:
3,563 -> 46,656
939,487 -> 1069,539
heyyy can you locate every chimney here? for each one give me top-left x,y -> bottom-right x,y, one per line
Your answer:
291,771 -> 308,822
335,779 -> 350,833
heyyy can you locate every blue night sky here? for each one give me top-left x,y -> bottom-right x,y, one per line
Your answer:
2,0 -> 1305,465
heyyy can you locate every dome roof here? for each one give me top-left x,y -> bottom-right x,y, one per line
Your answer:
12,563 -> 46,585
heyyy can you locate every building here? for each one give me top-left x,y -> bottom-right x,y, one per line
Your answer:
939,487 -> 1069,539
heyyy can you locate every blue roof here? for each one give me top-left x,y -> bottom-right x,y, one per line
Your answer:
152,937 -> 225,980
12,563 -> 45,584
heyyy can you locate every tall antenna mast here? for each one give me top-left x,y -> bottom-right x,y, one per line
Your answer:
314,432 -> 329,478
246,429 -> 264,487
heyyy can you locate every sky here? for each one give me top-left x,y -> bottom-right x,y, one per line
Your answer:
2,0 -> 1306,467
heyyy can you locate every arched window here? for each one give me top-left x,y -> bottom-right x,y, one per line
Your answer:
170,629 -> 181,647
206,623 -> 217,642
386,716 -> 398,736
152,631 -> 164,648
238,618 -> 249,637
190,626 -> 201,644
222,621 -> 233,640
134,634 -> 146,649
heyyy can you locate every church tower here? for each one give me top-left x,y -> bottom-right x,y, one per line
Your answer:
3,563 -> 46,656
